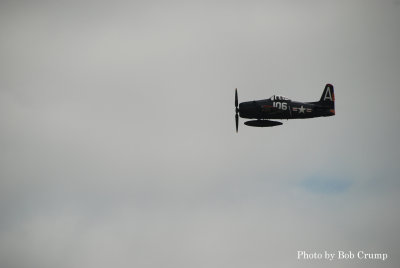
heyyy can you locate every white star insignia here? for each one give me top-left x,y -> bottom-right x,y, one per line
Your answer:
298,105 -> 305,113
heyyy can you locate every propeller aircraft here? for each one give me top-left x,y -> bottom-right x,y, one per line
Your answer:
234,84 -> 335,132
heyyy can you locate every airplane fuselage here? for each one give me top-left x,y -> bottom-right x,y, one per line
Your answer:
239,99 -> 335,120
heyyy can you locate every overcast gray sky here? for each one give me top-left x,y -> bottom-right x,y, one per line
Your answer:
1,1 -> 400,267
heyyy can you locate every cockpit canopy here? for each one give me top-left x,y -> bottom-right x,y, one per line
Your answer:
270,95 -> 290,101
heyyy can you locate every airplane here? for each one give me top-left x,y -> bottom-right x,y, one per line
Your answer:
234,84 -> 335,132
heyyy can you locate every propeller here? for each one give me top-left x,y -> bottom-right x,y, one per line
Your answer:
235,88 -> 239,133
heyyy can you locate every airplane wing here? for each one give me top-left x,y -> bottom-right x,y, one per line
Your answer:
244,120 -> 283,127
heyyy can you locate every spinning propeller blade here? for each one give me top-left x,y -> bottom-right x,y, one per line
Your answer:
235,113 -> 238,133
235,88 -> 239,133
235,88 -> 238,108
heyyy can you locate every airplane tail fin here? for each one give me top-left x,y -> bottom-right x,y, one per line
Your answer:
319,84 -> 335,114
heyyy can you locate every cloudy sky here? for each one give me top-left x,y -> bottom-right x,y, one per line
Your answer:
1,1 -> 399,267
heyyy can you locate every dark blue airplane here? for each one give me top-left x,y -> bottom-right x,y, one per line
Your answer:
235,84 -> 335,132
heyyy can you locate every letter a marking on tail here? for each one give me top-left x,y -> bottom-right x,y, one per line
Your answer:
324,87 -> 333,101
